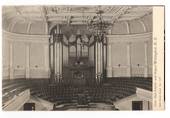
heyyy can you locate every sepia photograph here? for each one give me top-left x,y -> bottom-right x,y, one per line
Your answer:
1,5 -> 164,111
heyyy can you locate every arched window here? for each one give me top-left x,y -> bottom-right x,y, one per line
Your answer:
77,38 -> 81,58
70,46 -> 76,57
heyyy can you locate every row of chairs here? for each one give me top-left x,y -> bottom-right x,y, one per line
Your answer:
2,79 -> 30,105
2,79 -> 50,105
30,83 -> 136,103
2,77 -> 152,105
105,77 -> 152,90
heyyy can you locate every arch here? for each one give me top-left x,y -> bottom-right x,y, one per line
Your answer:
9,19 -> 18,32
26,22 -> 32,34
124,21 -> 130,34
139,20 -> 147,32
70,45 -> 76,57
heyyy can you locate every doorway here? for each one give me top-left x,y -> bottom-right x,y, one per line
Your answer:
132,101 -> 143,110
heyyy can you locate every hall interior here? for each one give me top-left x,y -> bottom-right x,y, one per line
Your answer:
2,5 -> 153,111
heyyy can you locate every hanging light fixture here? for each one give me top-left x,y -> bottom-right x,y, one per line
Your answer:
88,7 -> 113,42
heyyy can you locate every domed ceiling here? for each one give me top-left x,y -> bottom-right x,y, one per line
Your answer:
2,6 -> 152,35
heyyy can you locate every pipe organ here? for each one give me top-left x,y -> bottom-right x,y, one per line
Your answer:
49,25 -> 63,83
49,25 -> 106,84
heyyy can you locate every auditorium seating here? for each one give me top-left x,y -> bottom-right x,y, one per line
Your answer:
2,79 -> 29,104
2,79 -> 49,105
2,77 -> 152,106
27,77 -> 152,104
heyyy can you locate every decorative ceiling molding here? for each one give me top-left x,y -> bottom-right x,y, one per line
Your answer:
3,6 -> 153,24
3,6 -> 153,35
111,7 -> 131,23
40,6 -> 48,22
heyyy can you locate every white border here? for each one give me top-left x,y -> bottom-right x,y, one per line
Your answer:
0,0 -> 169,118
152,7 -> 165,110
0,0 -> 166,5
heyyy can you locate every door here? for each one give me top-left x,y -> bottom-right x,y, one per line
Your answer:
132,101 -> 143,110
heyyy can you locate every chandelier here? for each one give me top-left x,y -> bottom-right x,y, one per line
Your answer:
88,10 -> 113,41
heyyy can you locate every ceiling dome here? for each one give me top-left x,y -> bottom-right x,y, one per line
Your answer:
2,6 -> 152,35
3,19 -> 48,35
111,14 -> 152,34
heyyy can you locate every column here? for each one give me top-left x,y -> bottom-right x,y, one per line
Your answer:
55,41 -> 63,82
107,44 -> 112,77
44,44 -> 49,78
49,37 -> 53,83
144,41 -> 148,77
26,43 -> 30,79
95,42 -> 98,80
52,38 -> 55,82
126,42 -> 131,77
59,42 -> 63,81
100,43 -> 103,76
111,44 -> 114,77
103,45 -> 106,70
55,42 -> 58,82
98,42 -> 102,82
98,43 -> 101,74
9,42 -> 14,79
